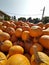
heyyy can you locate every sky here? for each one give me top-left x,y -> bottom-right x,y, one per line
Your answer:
0,0 -> 49,19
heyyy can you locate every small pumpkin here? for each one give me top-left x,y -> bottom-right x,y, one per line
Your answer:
15,28 -> 23,38
9,45 -> 24,57
22,31 -> 30,41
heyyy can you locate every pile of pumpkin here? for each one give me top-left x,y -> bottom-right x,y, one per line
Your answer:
0,20 -> 49,65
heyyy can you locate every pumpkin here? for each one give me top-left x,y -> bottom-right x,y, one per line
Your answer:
0,52 -> 7,65
39,35 -> 49,49
22,26 -> 30,31
43,27 -> 49,35
0,26 -> 7,32
45,23 -> 49,29
0,32 -> 10,41
31,52 -> 49,65
6,27 -> 15,35
3,21 -> 10,27
30,26 -> 43,37
27,22 -> 34,27
30,43 -> 43,55
6,54 -> 30,65
37,22 -> 44,28
15,28 -> 23,38
9,45 -> 24,56
1,40 -> 13,52
10,22 -> 16,29
22,31 -> 30,41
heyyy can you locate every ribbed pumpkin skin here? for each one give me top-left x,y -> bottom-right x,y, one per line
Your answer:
6,54 -> 30,65
39,35 -> 49,49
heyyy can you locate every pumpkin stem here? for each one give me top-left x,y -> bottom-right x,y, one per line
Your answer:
33,45 -> 43,65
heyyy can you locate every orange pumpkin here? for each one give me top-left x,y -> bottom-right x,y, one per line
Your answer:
43,27 -> 49,35
39,35 -> 49,49
29,43 -> 43,55
6,27 -> 15,35
15,28 -> 23,38
45,23 -> 49,29
22,26 -> 30,31
6,54 -> 30,65
0,26 -> 7,32
22,31 -> 30,41
3,21 -> 10,27
30,26 -> 43,37
1,40 -> 13,52
0,52 -> 7,65
10,22 -> 16,29
0,32 -> 10,41
37,22 -> 44,28
9,45 -> 24,56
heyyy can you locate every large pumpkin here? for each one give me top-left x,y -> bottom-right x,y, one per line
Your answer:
22,31 -> 30,41
39,35 -> 49,49
30,26 -> 43,37
0,32 -> 10,41
15,28 -> 23,38
0,52 -> 7,65
9,45 -> 24,56
6,54 -> 30,65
